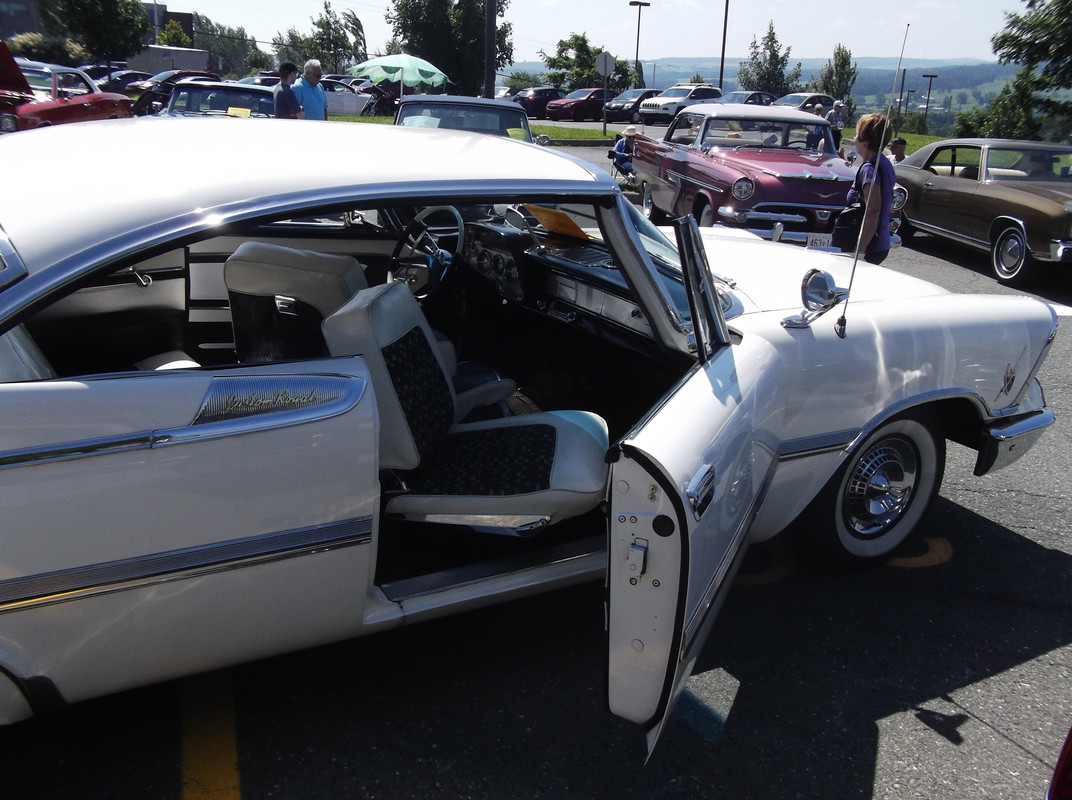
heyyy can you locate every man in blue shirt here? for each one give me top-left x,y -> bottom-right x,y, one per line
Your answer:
292,59 -> 327,120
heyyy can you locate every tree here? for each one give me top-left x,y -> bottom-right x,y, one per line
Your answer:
690,72 -> 706,84
309,2 -> 362,74
506,70 -> 544,89
952,68 -> 1043,140
541,33 -> 632,93
5,32 -> 86,65
272,28 -> 313,68
735,21 -> 801,98
193,14 -> 263,77
387,0 -> 514,95
808,44 -> 857,121
37,0 -> 149,63
991,0 -> 1072,137
157,19 -> 191,48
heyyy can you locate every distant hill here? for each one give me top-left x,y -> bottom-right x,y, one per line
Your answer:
503,57 -> 1015,102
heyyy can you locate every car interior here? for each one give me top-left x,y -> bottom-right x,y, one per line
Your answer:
4,199 -> 698,596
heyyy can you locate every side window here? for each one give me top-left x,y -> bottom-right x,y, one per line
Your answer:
926,147 -> 981,178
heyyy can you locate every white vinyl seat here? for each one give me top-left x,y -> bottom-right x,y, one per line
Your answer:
0,325 -> 56,382
323,282 -> 609,535
226,240 -> 516,418
225,241 -> 370,363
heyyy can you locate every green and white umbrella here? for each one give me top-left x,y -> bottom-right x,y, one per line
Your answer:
348,54 -> 450,90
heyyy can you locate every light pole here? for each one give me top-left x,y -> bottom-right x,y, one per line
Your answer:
921,73 -> 937,134
629,1 -> 650,89
718,0 -> 730,90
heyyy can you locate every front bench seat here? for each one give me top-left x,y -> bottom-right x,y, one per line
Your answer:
323,281 -> 609,535
225,240 -> 516,420
225,241 -> 370,363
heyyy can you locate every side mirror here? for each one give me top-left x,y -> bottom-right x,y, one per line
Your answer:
534,133 -> 551,147
781,269 -> 848,329
845,149 -> 858,167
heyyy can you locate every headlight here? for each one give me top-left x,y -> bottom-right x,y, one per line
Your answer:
731,178 -> 755,201
0,114 -> 19,133
891,184 -> 907,211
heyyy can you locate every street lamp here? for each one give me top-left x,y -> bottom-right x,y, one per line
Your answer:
718,0 -> 730,91
629,1 -> 650,89
921,73 -> 937,134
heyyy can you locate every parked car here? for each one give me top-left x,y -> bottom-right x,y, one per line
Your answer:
0,118 -> 1055,756
163,80 -> 276,117
129,69 -> 221,115
715,90 -> 776,106
513,86 -> 566,119
639,83 -> 722,125
894,137 -> 1072,284
773,92 -> 837,111
78,63 -> 124,80
632,104 -> 902,245
603,88 -> 659,123
238,71 -> 280,86
494,86 -> 519,99
0,44 -> 131,133
545,88 -> 614,121
395,94 -> 546,144
95,69 -> 152,94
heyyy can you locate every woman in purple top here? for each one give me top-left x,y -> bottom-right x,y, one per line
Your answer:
847,113 -> 895,264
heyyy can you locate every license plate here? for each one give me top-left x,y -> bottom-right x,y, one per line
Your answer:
806,232 -> 832,248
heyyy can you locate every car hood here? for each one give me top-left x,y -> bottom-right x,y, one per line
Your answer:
698,229 -> 949,315
709,148 -> 855,182
0,43 -> 33,96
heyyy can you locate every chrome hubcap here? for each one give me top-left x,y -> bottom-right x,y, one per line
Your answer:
997,234 -> 1024,273
844,438 -> 918,537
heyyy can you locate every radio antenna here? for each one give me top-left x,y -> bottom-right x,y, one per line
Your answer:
835,23 -> 910,339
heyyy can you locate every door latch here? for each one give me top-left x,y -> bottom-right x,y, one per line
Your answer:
625,537 -> 648,578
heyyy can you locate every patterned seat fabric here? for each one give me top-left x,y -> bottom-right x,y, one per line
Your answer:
323,282 -> 609,533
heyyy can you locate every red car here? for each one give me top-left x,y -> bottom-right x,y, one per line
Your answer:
0,44 -> 131,133
544,88 -> 615,122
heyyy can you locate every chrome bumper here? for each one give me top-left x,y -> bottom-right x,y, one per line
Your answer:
974,407 -> 1055,476
1049,239 -> 1072,262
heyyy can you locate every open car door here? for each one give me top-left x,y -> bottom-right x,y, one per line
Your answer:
606,218 -> 779,756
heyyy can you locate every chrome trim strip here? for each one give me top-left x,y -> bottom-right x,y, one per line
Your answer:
0,516 -> 373,613
0,373 -> 366,469
777,429 -> 857,460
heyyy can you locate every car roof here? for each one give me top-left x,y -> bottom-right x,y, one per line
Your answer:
397,94 -> 523,111
682,103 -> 831,124
0,118 -> 615,288
912,137 -> 1072,150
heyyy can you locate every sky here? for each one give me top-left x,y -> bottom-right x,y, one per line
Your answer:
180,0 -> 1022,67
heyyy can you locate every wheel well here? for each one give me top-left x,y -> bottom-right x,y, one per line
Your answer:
988,216 -> 1025,244
910,397 -> 986,452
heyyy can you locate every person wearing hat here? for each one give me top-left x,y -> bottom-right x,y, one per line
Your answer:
887,136 -> 907,164
613,125 -> 639,183
826,100 -> 846,150
806,104 -> 824,149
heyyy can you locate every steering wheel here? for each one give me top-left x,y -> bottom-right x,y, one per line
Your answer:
390,206 -> 465,298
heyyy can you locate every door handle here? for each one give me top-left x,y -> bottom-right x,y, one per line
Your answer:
687,463 -> 716,520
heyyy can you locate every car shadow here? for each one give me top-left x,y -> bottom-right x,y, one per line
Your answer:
218,494 -> 1070,799
905,232 -> 1072,307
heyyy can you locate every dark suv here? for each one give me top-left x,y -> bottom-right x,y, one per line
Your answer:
514,86 -> 567,119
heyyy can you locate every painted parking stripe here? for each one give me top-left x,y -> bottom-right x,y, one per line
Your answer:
182,671 -> 241,800
886,537 -> 953,568
1049,303 -> 1072,317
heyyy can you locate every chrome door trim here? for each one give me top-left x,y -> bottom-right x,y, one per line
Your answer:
0,516 -> 373,614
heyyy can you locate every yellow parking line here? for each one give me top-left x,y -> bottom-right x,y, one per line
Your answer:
181,671 -> 241,800
886,537 -> 953,568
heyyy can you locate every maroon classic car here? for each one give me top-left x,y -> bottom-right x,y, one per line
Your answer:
632,103 -> 898,245
0,44 -> 131,134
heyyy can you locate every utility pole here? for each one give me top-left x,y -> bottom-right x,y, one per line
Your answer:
921,73 -> 937,134
718,0 -> 730,90
629,1 -> 650,89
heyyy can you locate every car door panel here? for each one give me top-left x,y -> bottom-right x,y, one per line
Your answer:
607,218 -> 781,754
0,357 -> 379,707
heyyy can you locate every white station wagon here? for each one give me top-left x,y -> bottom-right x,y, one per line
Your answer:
0,118 -> 1056,754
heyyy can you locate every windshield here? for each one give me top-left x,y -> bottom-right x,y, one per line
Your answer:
565,90 -> 589,100
987,147 -> 1072,181
615,89 -> 646,101
396,103 -> 531,141
659,88 -> 691,98
168,86 -> 274,117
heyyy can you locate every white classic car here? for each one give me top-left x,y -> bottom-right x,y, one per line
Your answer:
0,119 -> 1056,754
